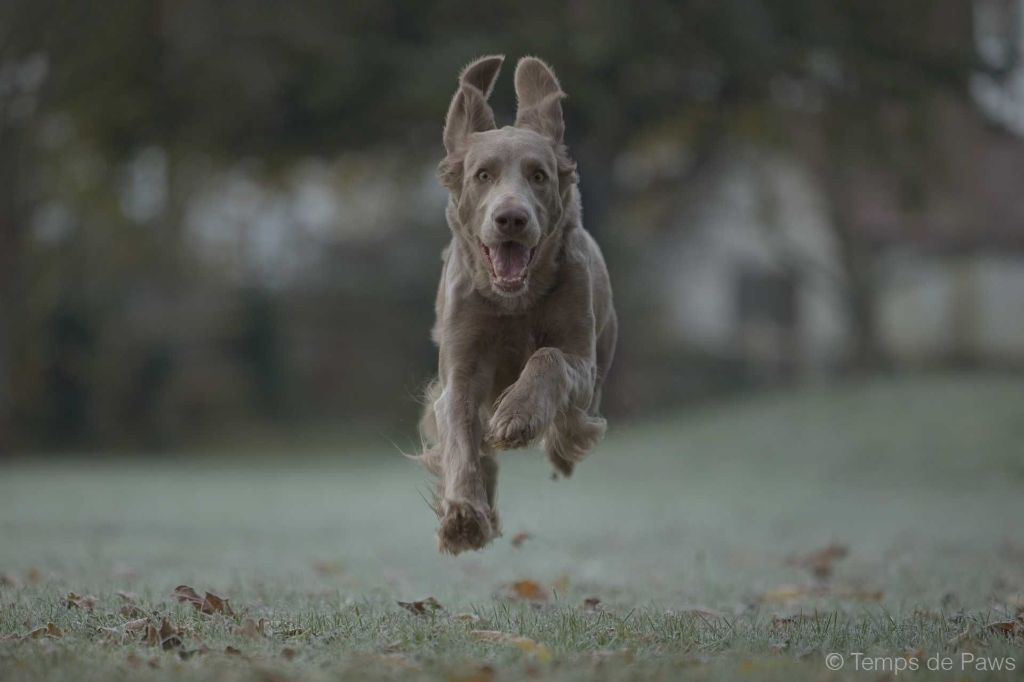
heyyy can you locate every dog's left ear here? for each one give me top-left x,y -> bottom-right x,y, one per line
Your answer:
514,57 -> 566,143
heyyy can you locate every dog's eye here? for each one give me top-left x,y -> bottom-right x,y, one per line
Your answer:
531,170 -> 548,184
475,169 -> 491,182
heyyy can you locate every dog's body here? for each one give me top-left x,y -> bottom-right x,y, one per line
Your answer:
418,55 -> 616,554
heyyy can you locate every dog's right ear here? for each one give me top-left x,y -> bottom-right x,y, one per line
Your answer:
443,55 -> 504,155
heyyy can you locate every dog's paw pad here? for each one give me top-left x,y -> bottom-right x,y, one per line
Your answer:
438,501 -> 495,554
486,411 -> 538,450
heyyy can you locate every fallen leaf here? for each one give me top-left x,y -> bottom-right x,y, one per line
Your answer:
116,590 -> 138,602
397,597 -> 443,615
25,568 -> 43,584
66,592 -> 97,611
123,617 -> 150,633
470,630 -> 552,662
280,647 -> 297,661
986,620 -> 1022,638
454,613 -> 481,623
234,618 -> 268,639
143,618 -> 182,650
26,623 -> 62,639
583,597 -> 601,611
224,645 -> 243,656
785,543 -> 848,580
506,580 -> 550,602
120,605 -> 147,619
510,532 -> 532,548
200,591 -> 232,615
171,585 -> 234,616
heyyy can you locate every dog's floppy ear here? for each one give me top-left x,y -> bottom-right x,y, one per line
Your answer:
443,55 -> 504,154
514,57 -> 566,143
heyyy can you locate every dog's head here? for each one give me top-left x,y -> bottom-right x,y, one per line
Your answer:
439,55 -> 577,302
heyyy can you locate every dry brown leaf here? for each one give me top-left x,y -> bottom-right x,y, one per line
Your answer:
224,645 -> 243,656
143,618 -> 182,650
201,591 -> 232,615
123,617 -> 150,633
470,630 -> 551,662
986,620 -> 1022,638
120,605 -> 147,619
66,592 -> 97,611
116,590 -> 138,603
785,543 -> 848,580
234,618 -> 268,639
171,585 -> 234,616
172,585 -> 202,603
280,647 -> 298,661
510,532 -> 532,548
25,568 -> 43,584
26,623 -> 62,639
454,613 -> 481,623
583,597 -> 601,611
506,580 -> 550,602
398,597 -> 443,615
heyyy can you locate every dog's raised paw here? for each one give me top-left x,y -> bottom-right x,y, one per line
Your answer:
486,405 -> 541,451
438,500 -> 495,554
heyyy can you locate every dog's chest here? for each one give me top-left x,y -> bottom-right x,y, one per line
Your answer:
490,315 -> 545,390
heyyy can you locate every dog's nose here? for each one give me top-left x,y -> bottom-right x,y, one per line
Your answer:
493,207 -> 529,235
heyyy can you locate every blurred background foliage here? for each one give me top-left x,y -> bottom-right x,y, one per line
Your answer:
1,0 -> 1022,452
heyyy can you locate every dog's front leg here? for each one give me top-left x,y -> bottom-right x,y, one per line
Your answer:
487,347 -> 595,451
435,361 -> 498,554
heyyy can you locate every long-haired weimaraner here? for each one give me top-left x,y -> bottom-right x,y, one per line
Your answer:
416,55 -> 616,554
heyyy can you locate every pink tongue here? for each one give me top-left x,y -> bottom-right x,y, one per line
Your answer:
492,242 -> 530,279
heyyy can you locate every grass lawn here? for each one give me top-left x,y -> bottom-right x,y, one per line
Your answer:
2,373 -> 1023,680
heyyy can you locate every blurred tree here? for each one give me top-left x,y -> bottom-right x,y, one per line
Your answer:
0,0 -> 1020,450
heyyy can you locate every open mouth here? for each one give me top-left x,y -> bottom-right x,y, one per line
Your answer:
481,241 -> 535,293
